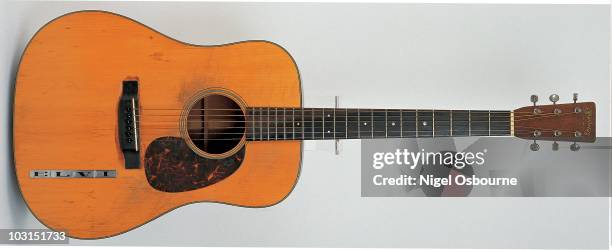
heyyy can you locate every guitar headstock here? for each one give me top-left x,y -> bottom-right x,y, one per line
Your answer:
513,94 -> 595,151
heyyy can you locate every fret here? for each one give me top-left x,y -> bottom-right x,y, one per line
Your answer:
322,108 -> 326,139
345,109 -> 348,139
385,110 -> 388,138
401,110 -> 416,138
417,110 -> 433,137
357,109 -> 361,136
267,107 -> 270,140
294,108 -> 303,140
432,109 -> 435,137
292,108 -> 295,140
451,110 -> 470,136
370,110 -> 374,138
257,108 -> 264,141
468,110 -> 471,136
415,110 -> 419,137
334,108 -> 347,139
247,108 -> 254,140
387,110 -> 402,138
347,109 -> 360,139
273,108 -> 278,140
279,108 -> 285,140
313,108 -> 324,139
433,110 -> 450,137
488,110 -> 491,136
490,111 -> 511,136
333,108 -> 336,139
359,109 -> 373,138
284,108 -> 294,140
400,110 -> 403,136
260,107 -> 268,140
372,109 -> 386,138
450,110 -> 453,136
253,108 -> 260,140
323,109 -> 334,138
280,108 -> 287,140
303,108 -> 314,140
470,111 -> 489,136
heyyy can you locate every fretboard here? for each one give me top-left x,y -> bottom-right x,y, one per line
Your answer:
245,108 -> 511,141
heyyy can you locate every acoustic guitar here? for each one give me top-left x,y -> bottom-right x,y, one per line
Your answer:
13,11 -> 596,239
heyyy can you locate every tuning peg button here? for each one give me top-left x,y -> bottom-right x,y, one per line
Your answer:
530,141 -> 540,151
573,93 -> 578,103
570,143 -> 581,151
552,142 -> 559,151
530,95 -> 538,106
549,94 -> 559,104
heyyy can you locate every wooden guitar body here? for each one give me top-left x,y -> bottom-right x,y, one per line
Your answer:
13,11 -> 302,239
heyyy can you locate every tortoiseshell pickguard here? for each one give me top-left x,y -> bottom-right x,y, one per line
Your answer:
144,136 -> 245,192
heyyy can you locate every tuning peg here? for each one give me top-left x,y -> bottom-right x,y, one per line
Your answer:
573,93 -> 578,103
530,95 -> 538,106
570,142 -> 581,152
552,141 -> 559,151
549,94 -> 559,104
530,141 -> 540,151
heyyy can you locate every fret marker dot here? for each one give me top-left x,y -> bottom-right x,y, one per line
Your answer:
296,122 -> 300,126
391,122 -> 395,126
327,130 -> 331,133
364,122 -> 367,125
327,114 -> 331,117
422,121 -> 428,126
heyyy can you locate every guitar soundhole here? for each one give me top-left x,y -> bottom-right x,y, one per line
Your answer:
186,94 -> 245,155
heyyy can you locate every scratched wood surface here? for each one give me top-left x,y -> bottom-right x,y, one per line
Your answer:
14,11 -> 301,239
513,102 -> 596,142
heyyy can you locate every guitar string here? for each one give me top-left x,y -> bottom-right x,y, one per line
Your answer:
124,128 -> 578,140
139,111 -> 532,116
152,134 -> 567,141
133,112 -> 572,119
145,126 -> 571,133
153,129 -> 580,141
138,107 -> 561,113
138,128 -> 575,134
134,112 -> 579,127
135,111 -> 570,121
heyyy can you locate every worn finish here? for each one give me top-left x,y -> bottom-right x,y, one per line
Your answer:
144,137 -> 245,193
513,102 -> 596,142
13,11 -> 302,239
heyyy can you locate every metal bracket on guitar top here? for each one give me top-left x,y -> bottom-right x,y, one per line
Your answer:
335,96 -> 340,155
118,77 -> 141,169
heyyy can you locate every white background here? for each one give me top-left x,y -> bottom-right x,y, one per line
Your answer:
1,0 -> 610,249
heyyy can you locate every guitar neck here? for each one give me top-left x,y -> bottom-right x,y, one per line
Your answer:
245,108 -> 512,141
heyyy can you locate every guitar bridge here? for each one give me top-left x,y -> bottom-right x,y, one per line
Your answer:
118,78 -> 140,169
